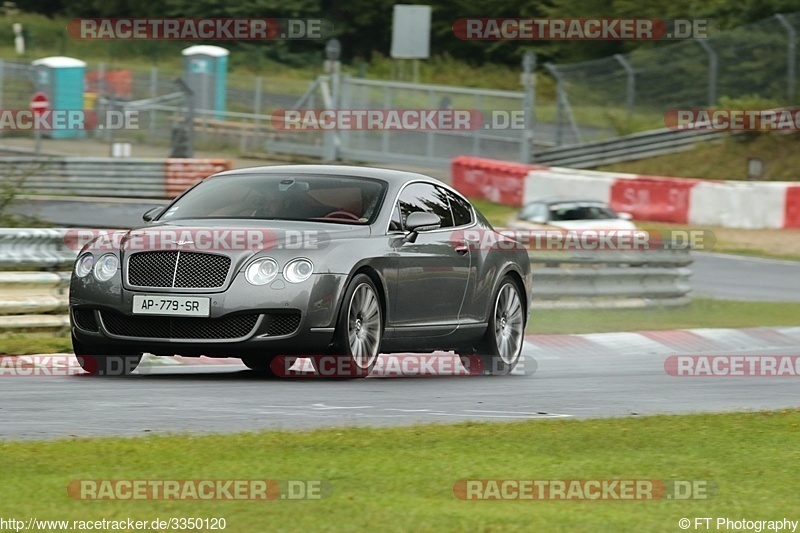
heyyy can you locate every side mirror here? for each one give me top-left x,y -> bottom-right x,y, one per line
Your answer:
405,211 -> 441,233
142,207 -> 163,222
618,212 -> 633,221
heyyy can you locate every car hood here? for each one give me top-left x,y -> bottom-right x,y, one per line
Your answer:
117,219 -> 372,257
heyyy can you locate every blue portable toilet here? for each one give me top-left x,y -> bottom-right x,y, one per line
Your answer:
182,45 -> 228,119
31,56 -> 87,139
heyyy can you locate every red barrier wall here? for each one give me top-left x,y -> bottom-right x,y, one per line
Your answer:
609,176 -> 700,224
451,156 -> 541,206
785,186 -> 800,229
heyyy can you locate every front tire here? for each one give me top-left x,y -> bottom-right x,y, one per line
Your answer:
477,277 -> 526,376
330,274 -> 383,378
72,335 -> 142,376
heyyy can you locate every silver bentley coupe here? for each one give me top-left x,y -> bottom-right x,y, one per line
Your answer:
69,165 -> 532,377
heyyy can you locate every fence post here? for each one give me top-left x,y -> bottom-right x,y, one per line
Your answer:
322,66 -> 341,162
472,93 -> 481,155
614,54 -> 635,115
98,62 -> 110,141
149,66 -> 157,140
697,40 -> 718,106
544,63 -> 564,145
0,60 -> 4,139
521,51 -> 536,163
253,76 -> 262,153
427,89 -> 435,158
775,14 -> 797,104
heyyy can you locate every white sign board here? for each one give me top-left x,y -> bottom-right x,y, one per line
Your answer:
390,5 -> 432,59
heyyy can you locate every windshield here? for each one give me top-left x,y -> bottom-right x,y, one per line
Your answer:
158,174 -> 388,224
549,203 -> 619,221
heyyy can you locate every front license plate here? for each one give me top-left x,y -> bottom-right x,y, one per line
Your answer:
132,295 -> 210,317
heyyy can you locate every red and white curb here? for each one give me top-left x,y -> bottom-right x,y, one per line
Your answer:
4,326 -> 800,375
522,327 -> 800,359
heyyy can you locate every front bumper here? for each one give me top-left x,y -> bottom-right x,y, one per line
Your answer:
70,271 -> 348,357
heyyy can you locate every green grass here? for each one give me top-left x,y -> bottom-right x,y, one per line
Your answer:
597,133 -> 800,181
528,298 -> 800,334
1,410 -> 798,531
0,331 -> 72,355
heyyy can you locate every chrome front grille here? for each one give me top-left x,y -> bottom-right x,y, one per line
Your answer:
127,251 -> 231,288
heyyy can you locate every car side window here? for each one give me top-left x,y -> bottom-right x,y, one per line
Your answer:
440,187 -> 473,227
395,182 -> 454,230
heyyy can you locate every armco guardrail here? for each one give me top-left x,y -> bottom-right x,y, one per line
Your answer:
528,249 -> 692,309
1,157 -> 233,199
0,228 -> 692,331
0,272 -> 69,315
0,229 -> 75,330
0,229 -> 78,269
533,258 -> 692,309
532,128 -> 725,169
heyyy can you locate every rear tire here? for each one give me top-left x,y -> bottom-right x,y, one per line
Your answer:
72,335 -> 142,376
477,277 -> 526,376
330,274 -> 383,378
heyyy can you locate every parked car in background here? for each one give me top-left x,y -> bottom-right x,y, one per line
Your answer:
510,197 -> 637,231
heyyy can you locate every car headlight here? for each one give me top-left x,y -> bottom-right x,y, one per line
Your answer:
284,258 -> 313,283
75,253 -> 94,278
93,254 -> 118,282
245,257 -> 279,286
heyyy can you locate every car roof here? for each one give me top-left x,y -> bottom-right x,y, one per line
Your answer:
208,164 -> 442,186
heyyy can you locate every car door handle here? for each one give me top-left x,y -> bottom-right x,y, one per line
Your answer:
454,245 -> 469,255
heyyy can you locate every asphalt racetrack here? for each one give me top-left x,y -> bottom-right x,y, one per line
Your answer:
2,339 -> 798,440
4,197 -> 799,441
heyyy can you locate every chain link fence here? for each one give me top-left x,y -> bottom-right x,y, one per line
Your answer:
0,12 -> 798,163
547,12 -> 800,139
